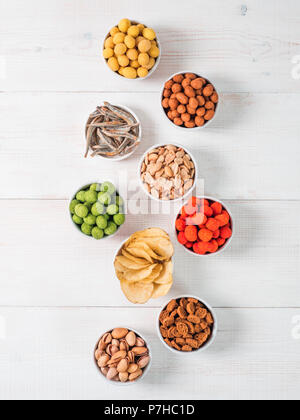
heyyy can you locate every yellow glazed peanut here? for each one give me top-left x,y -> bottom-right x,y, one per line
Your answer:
127,25 -> 140,38
110,27 -> 120,37
136,36 -> 145,46
130,60 -> 140,69
138,53 -> 150,67
103,48 -> 114,59
137,67 -> 149,78
105,37 -> 115,49
123,67 -> 137,79
138,39 -> 151,53
127,48 -> 138,61
114,43 -> 127,56
124,35 -> 136,49
108,57 -> 119,72
137,24 -> 145,34
118,55 -> 130,67
149,46 -> 160,58
144,57 -> 155,70
143,28 -> 156,41
113,32 -> 125,45
118,67 -> 125,76
118,19 -> 131,33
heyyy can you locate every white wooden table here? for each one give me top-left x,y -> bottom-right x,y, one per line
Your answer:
1,0 -> 300,400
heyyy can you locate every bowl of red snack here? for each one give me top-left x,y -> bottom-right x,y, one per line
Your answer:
175,196 -> 234,256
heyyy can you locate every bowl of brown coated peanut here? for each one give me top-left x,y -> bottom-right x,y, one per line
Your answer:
94,327 -> 152,385
161,72 -> 219,129
157,296 -> 217,354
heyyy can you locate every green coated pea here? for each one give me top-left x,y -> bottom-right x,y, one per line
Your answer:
84,214 -> 96,226
107,204 -> 119,215
76,191 -> 86,202
96,215 -> 108,230
113,213 -> 125,226
91,202 -> 105,216
72,214 -> 83,225
85,190 -> 98,204
81,223 -> 92,236
92,227 -> 104,240
104,221 -> 117,236
75,204 -> 89,218
98,192 -> 111,206
90,183 -> 101,192
101,181 -> 116,195
70,199 -> 79,214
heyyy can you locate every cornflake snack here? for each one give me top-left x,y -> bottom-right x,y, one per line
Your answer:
95,328 -> 150,383
114,228 -> 174,304
159,297 -> 215,352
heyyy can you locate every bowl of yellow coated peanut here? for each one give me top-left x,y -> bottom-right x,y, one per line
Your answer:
102,18 -> 161,80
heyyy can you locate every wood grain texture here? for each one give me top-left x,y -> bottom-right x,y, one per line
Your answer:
0,92 -> 300,200
0,200 -> 299,308
0,307 -> 299,400
1,0 -> 300,93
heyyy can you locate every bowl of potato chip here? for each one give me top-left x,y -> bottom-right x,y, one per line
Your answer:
114,228 -> 174,304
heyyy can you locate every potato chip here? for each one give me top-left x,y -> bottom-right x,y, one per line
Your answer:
115,255 -> 150,270
130,228 -> 170,241
142,237 -> 174,261
120,280 -> 154,304
125,246 -> 154,263
122,264 -> 158,283
121,249 -> 150,265
130,240 -> 166,262
151,282 -> 173,299
154,261 -> 173,284
140,264 -> 163,283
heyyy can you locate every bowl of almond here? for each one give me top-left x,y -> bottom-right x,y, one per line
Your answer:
157,296 -> 217,354
139,144 -> 198,202
94,327 -> 152,385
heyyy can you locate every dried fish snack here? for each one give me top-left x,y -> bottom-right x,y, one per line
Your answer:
85,102 -> 140,159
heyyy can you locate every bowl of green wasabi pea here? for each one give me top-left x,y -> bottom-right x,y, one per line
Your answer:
69,181 -> 126,240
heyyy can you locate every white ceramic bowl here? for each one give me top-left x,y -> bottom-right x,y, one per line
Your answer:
69,182 -> 125,240
160,71 -> 220,131
175,196 -> 234,257
85,104 -> 142,162
138,143 -> 198,204
157,295 -> 218,355
93,327 -> 152,386
102,20 -> 161,81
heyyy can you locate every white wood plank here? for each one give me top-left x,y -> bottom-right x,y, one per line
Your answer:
0,200 -> 299,308
1,92 -> 300,200
0,307 -> 299,400
1,0 -> 300,93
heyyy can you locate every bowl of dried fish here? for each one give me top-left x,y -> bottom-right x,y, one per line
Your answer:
138,143 -> 198,203
85,102 -> 141,161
